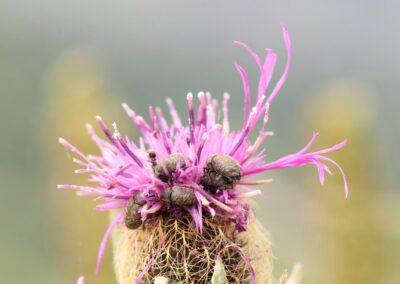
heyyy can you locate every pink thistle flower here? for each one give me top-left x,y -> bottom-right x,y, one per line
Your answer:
59,26 -> 347,274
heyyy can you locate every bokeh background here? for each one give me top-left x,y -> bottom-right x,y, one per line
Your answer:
1,1 -> 399,283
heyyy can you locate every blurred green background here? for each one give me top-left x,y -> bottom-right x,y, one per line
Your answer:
1,1 -> 399,283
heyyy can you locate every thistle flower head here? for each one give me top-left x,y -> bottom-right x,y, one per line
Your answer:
59,26 -> 348,273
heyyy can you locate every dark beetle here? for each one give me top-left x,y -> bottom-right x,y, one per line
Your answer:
200,154 -> 242,191
124,196 -> 144,230
148,150 -> 157,168
154,153 -> 186,182
160,186 -> 197,207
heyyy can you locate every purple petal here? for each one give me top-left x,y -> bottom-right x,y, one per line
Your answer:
96,211 -> 123,273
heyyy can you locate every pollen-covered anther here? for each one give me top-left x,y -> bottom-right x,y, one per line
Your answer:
124,196 -> 145,230
154,153 -> 186,182
200,154 -> 243,191
160,186 -> 197,207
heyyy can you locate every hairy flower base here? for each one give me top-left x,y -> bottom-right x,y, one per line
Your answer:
113,215 -> 272,284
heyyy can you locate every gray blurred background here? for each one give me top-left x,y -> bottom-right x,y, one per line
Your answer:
1,1 -> 399,283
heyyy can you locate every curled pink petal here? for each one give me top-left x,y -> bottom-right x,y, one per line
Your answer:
226,244 -> 255,284
96,211 -> 124,273
266,25 -> 292,105
135,254 -> 156,284
235,62 -> 251,127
